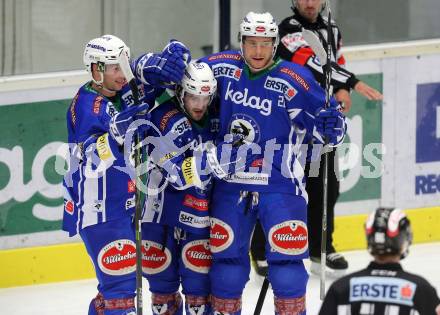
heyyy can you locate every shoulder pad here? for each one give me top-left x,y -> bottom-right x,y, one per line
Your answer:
277,63 -> 312,91
68,92 -> 80,128
76,85 -> 110,117
159,108 -> 181,132
206,50 -> 242,63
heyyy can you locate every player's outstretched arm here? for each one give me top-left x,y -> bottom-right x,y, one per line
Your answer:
353,80 -> 383,101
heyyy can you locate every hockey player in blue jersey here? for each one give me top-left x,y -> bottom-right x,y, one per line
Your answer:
199,12 -> 347,315
62,34 -> 190,315
140,62 -> 218,315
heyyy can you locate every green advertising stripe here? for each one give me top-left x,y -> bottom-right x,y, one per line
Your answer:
0,100 -> 69,237
1,207 -> 439,288
338,73 -> 383,202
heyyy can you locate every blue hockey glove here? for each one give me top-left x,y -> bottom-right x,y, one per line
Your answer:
108,103 -> 150,145
158,40 -> 191,84
136,52 -> 186,87
315,107 -> 346,146
162,39 -> 191,63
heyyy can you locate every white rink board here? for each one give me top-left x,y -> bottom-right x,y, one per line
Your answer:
1,242 -> 439,315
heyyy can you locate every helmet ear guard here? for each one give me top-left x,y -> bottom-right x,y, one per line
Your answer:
365,207 -> 413,259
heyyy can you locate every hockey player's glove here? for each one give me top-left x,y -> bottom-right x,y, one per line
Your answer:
108,103 -> 150,146
315,107 -> 346,146
158,40 -> 190,85
162,39 -> 191,65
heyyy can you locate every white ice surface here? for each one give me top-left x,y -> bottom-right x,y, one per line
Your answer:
1,242 -> 439,314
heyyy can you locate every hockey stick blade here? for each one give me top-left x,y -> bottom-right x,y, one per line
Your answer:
118,48 -> 140,104
301,29 -> 327,66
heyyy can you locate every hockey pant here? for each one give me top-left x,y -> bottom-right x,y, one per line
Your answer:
142,222 -> 211,315
80,216 -> 136,315
209,191 -> 308,315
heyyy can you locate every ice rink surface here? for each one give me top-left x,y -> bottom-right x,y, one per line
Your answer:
1,242 -> 439,314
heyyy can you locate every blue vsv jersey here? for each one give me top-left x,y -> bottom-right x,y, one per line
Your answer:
142,98 -> 218,235
63,80 -> 161,236
200,50 -> 338,198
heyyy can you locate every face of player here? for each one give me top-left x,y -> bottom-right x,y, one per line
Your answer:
183,93 -> 210,121
242,36 -> 275,72
92,64 -> 127,97
296,0 -> 322,23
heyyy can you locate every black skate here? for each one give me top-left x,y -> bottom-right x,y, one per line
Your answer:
310,252 -> 348,278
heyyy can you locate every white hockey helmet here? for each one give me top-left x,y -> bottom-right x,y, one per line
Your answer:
238,12 -> 279,59
83,34 -> 130,85
176,61 -> 217,112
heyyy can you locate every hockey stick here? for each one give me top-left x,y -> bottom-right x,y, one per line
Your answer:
253,276 -> 269,315
118,49 -> 144,315
320,0 -> 333,301
301,0 -> 333,300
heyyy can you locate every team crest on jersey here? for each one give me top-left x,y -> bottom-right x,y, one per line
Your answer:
97,239 -> 136,276
209,218 -> 234,253
268,220 -> 308,255
212,63 -> 242,81
182,239 -> 212,273
228,113 -> 261,143
264,76 -> 298,101
141,240 -> 172,274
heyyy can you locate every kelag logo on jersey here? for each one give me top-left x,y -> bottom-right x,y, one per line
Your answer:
212,63 -> 242,81
264,76 -> 298,100
224,81 -> 272,116
414,82 -> 440,195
